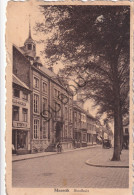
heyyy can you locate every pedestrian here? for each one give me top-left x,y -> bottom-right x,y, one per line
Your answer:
57,142 -> 62,153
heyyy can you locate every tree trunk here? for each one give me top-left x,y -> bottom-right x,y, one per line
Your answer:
111,64 -> 121,161
111,110 -> 121,161
120,115 -> 123,154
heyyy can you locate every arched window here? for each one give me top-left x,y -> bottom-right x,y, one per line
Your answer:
28,44 -> 32,50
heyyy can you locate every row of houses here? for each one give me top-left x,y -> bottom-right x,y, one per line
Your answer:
12,26 -> 97,155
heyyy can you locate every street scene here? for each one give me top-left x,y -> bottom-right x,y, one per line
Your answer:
7,3 -> 130,189
12,146 -> 129,188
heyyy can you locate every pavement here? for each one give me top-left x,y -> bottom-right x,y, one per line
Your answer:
12,145 -> 96,162
13,145 -> 129,168
12,146 -> 129,188
85,148 -> 129,168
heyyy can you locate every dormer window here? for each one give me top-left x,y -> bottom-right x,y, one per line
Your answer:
28,44 -> 32,50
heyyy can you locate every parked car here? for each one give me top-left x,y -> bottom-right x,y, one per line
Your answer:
103,139 -> 112,149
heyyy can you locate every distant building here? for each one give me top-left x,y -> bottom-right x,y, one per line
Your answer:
86,113 -> 97,145
73,101 -> 97,148
12,74 -> 31,154
123,118 -> 129,149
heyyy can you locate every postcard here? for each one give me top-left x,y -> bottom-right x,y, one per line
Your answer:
5,1 -> 133,194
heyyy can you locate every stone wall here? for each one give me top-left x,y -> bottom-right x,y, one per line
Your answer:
31,139 -> 49,153
61,142 -> 73,150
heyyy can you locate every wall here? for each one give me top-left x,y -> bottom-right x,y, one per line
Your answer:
13,46 -> 30,87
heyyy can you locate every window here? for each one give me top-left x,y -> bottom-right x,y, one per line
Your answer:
23,92 -> 28,100
68,126 -> 72,137
43,82 -> 47,93
33,119 -> 39,139
34,94 -> 39,113
42,120 -> 47,139
65,107 -> 68,119
54,102 -> 61,118
34,77 -> 39,88
42,98 -> 47,114
28,44 -> 32,50
125,128 -> 129,134
13,89 -> 20,98
69,109 -> 72,122
74,112 -> 77,128
22,108 -> 28,122
64,125 -> 67,138
54,88 -> 58,98
13,106 -> 19,121
83,134 -> 86,142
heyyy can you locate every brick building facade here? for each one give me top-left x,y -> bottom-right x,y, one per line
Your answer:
12,74 -> 31,154
13,26 -> 74,153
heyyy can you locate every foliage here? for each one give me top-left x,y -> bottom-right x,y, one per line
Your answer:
35,5 -> 130,160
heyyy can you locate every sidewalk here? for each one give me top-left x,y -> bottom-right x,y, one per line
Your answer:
12,145 -> 97,162
85,148 -> 129,168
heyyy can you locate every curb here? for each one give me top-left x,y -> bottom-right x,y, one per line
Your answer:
12,146 -> 96,162
85,160 -> 129,168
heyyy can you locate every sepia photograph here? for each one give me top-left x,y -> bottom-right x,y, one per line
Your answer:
5,1 -> 133,194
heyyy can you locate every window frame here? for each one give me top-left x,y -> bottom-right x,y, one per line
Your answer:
13,88 -> 20,98
42,97 -> 48,116
33,119 -> 40,139
13,106 -> 19,121
22,91 -> 28,101
33,76 -> 39,89
33,93 -> 40,114
22,108 -> 28,122
28,44 -> 32,50
41,120 -> 48,139
42,81 -> 48,93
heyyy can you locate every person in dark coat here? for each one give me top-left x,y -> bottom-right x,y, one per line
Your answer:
57,142 -> 62,153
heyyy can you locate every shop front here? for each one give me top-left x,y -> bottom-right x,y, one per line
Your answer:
12,122 -> 30,155
12,74 -> 31,155
12,129 -> 30,154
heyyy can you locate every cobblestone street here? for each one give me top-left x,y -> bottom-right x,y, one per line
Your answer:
12,147 -> 129,188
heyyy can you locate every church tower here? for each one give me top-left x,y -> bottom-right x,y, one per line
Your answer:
20,17 -> 42,68
24,18 -> 36,60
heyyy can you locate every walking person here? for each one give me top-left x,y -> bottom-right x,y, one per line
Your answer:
57,141 -> 62,153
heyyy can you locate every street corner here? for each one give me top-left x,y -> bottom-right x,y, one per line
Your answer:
85,156 -> 129,168
85,159 -> 129,168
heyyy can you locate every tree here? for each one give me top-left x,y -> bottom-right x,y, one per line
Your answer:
35,5 -> 130,160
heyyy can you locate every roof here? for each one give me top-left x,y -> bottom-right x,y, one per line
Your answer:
34,57 -> 42,65
13,74 -> 29,90
13,44 -> 79,95
20,46 -> 36,58
13,44 -> 25,56
73,100 -> 95,119
13,44 -> 65,87
40,65 -> 56,78
24,37 -> 35,45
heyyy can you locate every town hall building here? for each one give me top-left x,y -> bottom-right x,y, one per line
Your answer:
13,24 -> 74,153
